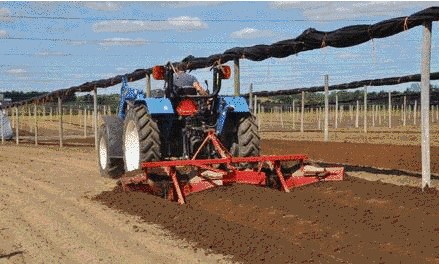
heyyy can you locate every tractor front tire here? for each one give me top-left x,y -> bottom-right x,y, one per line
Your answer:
123,105 -> 161,172
98,124 -> 124,178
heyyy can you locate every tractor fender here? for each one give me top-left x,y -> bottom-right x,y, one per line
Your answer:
135,98 -> 175,115
216,96 -> 250,135
101,116 -> 124,158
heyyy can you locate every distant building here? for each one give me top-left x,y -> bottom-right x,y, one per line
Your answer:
0,93 -> 12,108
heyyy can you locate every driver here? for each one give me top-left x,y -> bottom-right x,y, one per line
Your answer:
173,65 -> 208,96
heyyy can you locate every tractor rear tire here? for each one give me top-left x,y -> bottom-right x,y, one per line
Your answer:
235,114 -> 260,157
123,105 -> 161,172
98,124 -> 124,178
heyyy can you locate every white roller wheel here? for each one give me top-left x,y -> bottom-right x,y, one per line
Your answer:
124,120 -> 140,171
99,136 -> 108,170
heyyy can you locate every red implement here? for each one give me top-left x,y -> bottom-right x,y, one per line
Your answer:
120,130 -> 344,204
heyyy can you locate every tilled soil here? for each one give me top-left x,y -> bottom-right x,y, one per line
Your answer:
95,176 -> 439,263
2,139 -> 439,263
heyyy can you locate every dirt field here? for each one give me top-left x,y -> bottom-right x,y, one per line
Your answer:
1,139 -> 438,263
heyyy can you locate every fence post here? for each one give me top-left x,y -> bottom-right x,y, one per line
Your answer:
34,103 -> 38,145
324,75 -> 329,142
355,100 -> 359,128
253,95 -> 257,116
234,58 -> 240,96
292,100 -> 295,130
84,107 -> 87,138
1,109 -> 4,144
363,86 -> 367,134
420,21 -> 432,189
335,92 -> 338,129
414,100 -> 417,125
146,73 -> 151,98
388,92 -> 392,128
301,91 -> 305,133
93,87 -> 98,150
15,106 -> 19,145
58,97 -> 63,148
403,96 -> 407,127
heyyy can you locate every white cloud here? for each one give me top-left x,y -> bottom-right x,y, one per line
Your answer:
35,51 -> 68,57
99,38 -> 147,46
159,1 -> 223,8
231,28 -> 276,39
82,2 -> 122,11
92,16 -> 207,33
67,40 -> 87,46
270,2 -> 436,21
0,7 -> 11,21
0,30 -> 7,37
6,68 -> 27,75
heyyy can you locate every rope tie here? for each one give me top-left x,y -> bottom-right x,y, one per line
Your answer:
403,17 -> 409,31
321,33 -> 327,48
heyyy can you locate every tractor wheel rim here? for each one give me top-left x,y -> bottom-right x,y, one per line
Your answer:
125,120 -> 140,171
99,136 -> 107,170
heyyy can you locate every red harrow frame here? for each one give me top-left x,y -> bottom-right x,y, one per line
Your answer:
120,131 -> 344,204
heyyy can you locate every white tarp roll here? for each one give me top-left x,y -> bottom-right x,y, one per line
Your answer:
0,110 -> 13,140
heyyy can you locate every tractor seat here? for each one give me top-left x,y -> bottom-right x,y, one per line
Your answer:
175,85 -> 197,96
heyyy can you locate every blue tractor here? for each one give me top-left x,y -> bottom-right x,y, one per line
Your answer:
97,63 -> 260,177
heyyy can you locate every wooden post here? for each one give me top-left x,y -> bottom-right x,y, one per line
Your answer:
50,106 -> 53,121
363,86 -> 367,134
378,105 -> 382,126
280,106 -> 284,129
388,91 -> 392,128
34,103 -> 38,145
84,107 -> 87,138
355,100 -> 359,128
248,84 -> 253,113
335,92 -> 338,129
1,109 -> 4,144
317,107 -> 321,130
372,105 -> 375,127
403,96 -> 407,127
15,106 -> 19,145
414,100 -> 418,125
420,21 -> 432,189
253,95 -> 257,116
43,106 -> 45,118
146,73 -> 151,97
11,107 -> 15,128
69,107 -> 72,124
301,91 -> 305,133
340,105 -> 344,124
234,58 -> 240,96
324,75 -> 329,142
93,88 -> 98,150
58,97 -> 63,148
292,100 -> 295,130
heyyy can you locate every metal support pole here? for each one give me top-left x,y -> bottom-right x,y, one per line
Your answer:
15,106 -> 19,144
420,21 -> 432,189
300,91 -> 305,133
93,87 -> 98,150
324,75 -> 329,141
234,58 -> 240,96
34,103 -> 38,145
363,86 -> 367,134
146,73 -> 151,98
58,97 -> 63,148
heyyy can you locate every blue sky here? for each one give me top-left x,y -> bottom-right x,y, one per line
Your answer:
0,1 -> 439,96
